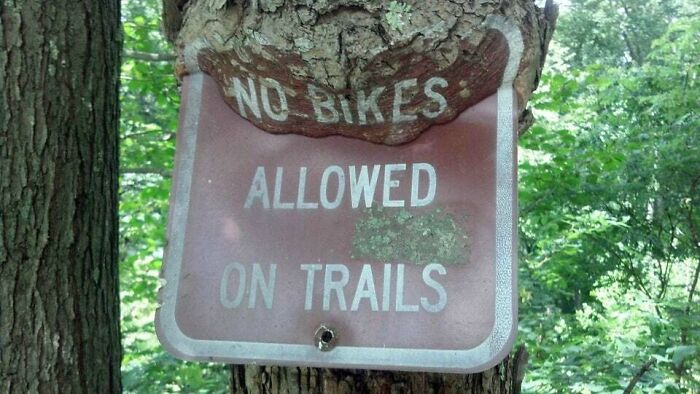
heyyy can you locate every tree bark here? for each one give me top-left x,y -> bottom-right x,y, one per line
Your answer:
228,346 -> 528,393
163,0 -> 556,144
0,1 -> 122,393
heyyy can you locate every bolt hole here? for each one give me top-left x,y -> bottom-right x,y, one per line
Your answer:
321,330 -> 333,343
314,324 -> 338,352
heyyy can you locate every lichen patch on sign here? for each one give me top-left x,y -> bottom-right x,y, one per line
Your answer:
351,207 -> 468,265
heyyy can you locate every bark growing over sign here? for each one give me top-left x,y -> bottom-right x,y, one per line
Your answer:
164,0 -> 556,144
0,1 -> 121,392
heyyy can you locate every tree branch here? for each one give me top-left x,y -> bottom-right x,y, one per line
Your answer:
123,49 -> 176,62
623,359 -> 654,394
686,257 -> 700,308
610,0 -> 644,66
511,345 -> 529,394
122,129 -> 175,140
121,167 -> 171,178
686,176 -> 700,309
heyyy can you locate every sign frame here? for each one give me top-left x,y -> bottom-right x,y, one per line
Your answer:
156,15 -> 522,373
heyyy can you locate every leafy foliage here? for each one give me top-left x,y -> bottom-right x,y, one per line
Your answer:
119,0 -> 228,392
555,0 -> 695,67
519,7 -> 699,392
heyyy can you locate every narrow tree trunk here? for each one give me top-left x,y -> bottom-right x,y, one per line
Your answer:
228,346 -> 528,393
0,1 -> 122,392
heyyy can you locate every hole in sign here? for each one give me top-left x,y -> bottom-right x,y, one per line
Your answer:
314,324 -> 338,352
321,331 -> 333,343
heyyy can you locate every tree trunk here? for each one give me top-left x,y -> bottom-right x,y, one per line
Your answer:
229,346 -> 528,393
0,1 -> 122,393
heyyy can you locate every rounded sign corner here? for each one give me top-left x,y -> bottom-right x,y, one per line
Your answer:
155,305 -> 199,362
475,319 -> 519,374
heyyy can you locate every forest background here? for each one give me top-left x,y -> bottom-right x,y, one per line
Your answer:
119,0 -> 699,392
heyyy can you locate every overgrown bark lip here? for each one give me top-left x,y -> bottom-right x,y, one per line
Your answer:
165,0 -> 556,145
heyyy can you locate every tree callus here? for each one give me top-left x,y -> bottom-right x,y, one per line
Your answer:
164,0 -> 556,144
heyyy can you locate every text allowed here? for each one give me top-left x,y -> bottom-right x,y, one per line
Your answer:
244,163 -> 437,210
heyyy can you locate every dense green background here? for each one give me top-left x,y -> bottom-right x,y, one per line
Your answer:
118,1 -> 699,392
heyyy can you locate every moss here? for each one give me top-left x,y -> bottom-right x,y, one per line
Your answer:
351,207 -> 468,265
385,1 -> 413,32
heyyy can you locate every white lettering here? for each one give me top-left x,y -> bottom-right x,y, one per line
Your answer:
323,264 -> 349,311
244,167 -> 270,209
382,263 -> 392,311
232,77 -> 261,119
357,86 -> 385,125
299,263 -> 447,313
393,78 -> 418,123
296,167 -> 318,209
421,263 -> 447,313
273,167 -> 295,209
220,263 -> 246,309
260,78 -> 289,122
338,94 -> 354,124
395,264 -> 419,312
308,85 -> 339,123
301,264 -> 323,310
411,163 -> 437,207
349,165 -> 380,208
422,77 -> 448,119
248,263 -> 277,309
383,163 -> 406,208
320,165 -> 345,209
351,264 -> 379,311
245,163 -> 437,210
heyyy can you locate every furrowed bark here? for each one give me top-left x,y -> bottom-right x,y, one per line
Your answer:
228,346 -> 528,393
0,1 -> 122,392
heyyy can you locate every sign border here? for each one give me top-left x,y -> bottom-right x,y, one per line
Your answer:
156,15 -> 522,373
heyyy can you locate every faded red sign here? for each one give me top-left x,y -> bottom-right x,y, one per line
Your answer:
157,18 -> 521,373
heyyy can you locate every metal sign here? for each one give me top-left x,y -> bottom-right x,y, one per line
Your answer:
157,16 -> 522,373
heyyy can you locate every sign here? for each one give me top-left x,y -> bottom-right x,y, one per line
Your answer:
157,16 -> 522,373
